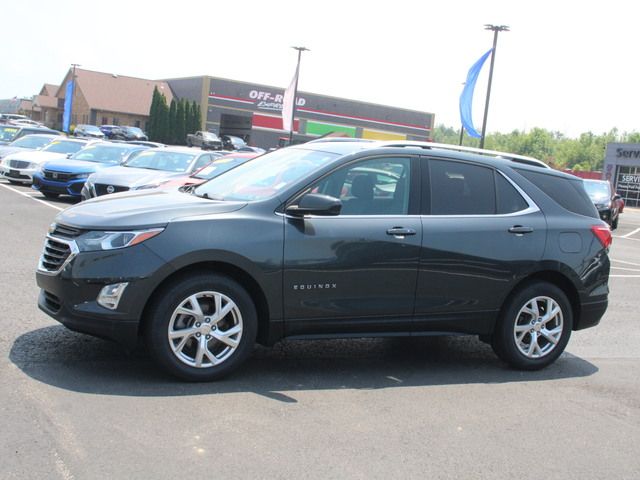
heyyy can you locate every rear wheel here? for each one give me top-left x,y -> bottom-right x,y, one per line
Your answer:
611,216 -> 618,230
145,273 -> 257,381
42,192 -> 59,199
492,281 -> 572,370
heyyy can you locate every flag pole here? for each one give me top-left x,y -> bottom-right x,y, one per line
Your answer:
479,25 -> 508,149
288,46 -> 309,145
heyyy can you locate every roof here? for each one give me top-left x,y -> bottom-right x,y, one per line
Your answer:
33,94 -> 58,109
60,68 -> 174,117
41,84 -> 59,96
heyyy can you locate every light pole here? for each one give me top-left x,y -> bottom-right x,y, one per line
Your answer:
288,46 -> 309,145
479,25 -> 508,149
70,63 -> 80,127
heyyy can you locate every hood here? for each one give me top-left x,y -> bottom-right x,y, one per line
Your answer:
0,146 -> 29,159
56,189 -> 247,229
89,165 -> 187,189
4,150 -> 67,164
42,159 -> 116,174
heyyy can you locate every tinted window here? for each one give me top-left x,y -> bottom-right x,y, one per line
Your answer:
430,160 -> 495,215
311,157 -> 411,215
516,169 -> 598,218
72,145 -> 137,163
496,173 -> 529,214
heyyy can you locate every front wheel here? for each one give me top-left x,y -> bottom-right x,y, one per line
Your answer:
611,216 -> 618,230
492,281 -> 572,370
145,273 -> 257,381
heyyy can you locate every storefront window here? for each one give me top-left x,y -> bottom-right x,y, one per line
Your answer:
616,166 -> 640,207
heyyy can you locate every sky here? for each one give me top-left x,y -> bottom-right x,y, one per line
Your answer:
2,0 -> 638,138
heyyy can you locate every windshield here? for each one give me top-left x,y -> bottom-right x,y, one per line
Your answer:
194,157 -> 249,180
0,126 -> 20,142
124,150 -> 195,172
202,132 -> 218,140
71,145 -> 137,164
194,148 -> 338,201
125,127 -> 144,135
583,180 -> 610,201
43,140 -> 86,154
82,125 -> 102,133
10,135 -> 54,149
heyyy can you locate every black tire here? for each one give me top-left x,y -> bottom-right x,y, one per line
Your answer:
492,281 -> 572,370
42,192 -> 59,199
145,273 -> 257,381
611,216 -> 618,230
7,179 -> 21,185
187,140 -> 192,147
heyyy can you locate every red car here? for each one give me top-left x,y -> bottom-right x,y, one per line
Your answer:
160,152 -> 259,190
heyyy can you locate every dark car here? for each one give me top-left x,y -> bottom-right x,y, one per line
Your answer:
121,126 -> 148,141
221,135 -> 247,151
0,125 -> 60,145
36,140 -> 610,381
99,125 -> 127,140
583,179 -> 621,229
73,124 -> 106,139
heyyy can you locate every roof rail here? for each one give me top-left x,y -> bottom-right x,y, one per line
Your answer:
378,141 -> 550,169
307,137 -> 376,144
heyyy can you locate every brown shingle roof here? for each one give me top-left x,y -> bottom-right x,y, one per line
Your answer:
61,69 -> 173,117
34,95 -> 58,109
43,84 -> 58,96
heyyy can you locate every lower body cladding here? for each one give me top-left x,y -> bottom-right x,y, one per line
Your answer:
36,243 -> 172,349
32,175 -> 85,197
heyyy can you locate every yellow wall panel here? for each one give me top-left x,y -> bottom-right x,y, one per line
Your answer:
361,129 -> 406,140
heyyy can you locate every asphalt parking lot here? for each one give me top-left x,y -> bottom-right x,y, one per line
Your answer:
1,180 -> 639,479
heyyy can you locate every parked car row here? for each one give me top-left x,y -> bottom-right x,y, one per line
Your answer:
0,130 -> 262,201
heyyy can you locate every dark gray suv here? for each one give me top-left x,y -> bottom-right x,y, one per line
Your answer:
35,140 -> 611,381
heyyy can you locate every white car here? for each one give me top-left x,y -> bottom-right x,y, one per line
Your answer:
0,138 -> 91,184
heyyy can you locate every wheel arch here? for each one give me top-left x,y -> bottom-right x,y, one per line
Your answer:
138,261 -> 274,346
497,270 -> 581,332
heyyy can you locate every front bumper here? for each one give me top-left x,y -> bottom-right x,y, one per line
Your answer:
32,173 -> 86,197
0,164 -> 35,183
36,241 -> 172,348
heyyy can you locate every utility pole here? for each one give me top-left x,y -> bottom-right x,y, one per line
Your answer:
288,46 -> 309,145
479,25 -> 508,149
70,63 -> 80,127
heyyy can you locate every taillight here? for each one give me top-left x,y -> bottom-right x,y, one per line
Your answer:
591,225 -> 612,249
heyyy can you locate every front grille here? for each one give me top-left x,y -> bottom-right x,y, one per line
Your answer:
95,183 -> 129,196
52,224 -> 83,239
40,238 -> 72,272
8,160 -> 30,169
43,170 -> 72,182
43,291 -> 62,312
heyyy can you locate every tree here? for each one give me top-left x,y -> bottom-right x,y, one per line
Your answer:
195,102 -> 202,132
148,87 -> 160,141
190,100 -> 201,133
176,99 -> 186,145
168,99 -> 177,144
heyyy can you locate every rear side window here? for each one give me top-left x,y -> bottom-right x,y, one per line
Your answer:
496,173 -> 529,214
429,160 -> 495,215
516,169 -> 598,218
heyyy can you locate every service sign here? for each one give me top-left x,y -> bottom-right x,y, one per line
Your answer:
618,173 -> 640,191
209,80 -> 306,113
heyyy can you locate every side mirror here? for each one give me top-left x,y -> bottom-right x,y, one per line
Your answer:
286,193 -> 342,217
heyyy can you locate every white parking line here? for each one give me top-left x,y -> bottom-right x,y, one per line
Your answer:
610,275 -> 640,278
0,182 -> 63,212
613,236 -> 640,242
611,266 -> 640,272
611,259 -> 640,267
621,227 -> 640,238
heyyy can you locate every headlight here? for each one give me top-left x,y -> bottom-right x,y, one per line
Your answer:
75,228 -> 164,251
73,172 -> 91,180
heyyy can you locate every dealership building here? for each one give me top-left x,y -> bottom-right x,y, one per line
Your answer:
166,76 -> 434,148
603,143 -> 640,207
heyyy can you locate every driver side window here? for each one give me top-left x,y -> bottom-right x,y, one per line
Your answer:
311,157 -> 411,215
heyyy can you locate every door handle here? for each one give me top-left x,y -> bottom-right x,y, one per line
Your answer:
508,225 -> 534,234
386,227 -> 416,237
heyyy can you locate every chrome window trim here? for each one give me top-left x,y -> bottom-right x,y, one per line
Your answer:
37,235 -> 79,276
